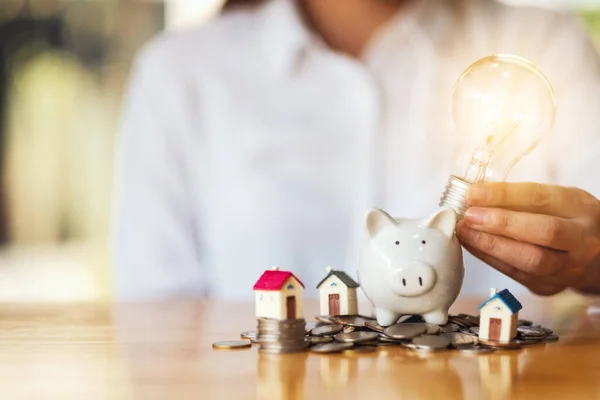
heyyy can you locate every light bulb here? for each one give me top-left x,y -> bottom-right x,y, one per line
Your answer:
440,54 -> 556,216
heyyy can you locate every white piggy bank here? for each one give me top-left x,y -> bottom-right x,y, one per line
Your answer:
358,207 -> 464,326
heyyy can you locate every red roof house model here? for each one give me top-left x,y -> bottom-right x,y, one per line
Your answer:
253,269 -> 305,291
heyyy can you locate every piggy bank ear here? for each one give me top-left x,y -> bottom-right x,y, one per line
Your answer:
424,207 -> 456,239
365,208 -> 397,238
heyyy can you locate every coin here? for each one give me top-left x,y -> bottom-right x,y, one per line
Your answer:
458,346 -> 495,355
384,323 -> 428,339
256,318 -> 307,354
517,326 -> 546,338
440,323 -> 460,333
439,332 -> 475,347
241,331 -> 258,340
542,334 -> 559,342
448,318 -> 469,329
460,328 -> 478,337
458,313 -> 479,322
305,336 -> 333,344
312,324 -> 343,336
334,331 -> 379,343
343,326 -> 356,333
315,315 -> 337,324
310,342 -> 354,353
305,322 -> 321,333
365,320 -> 386,333
412,335 -> 451,350
479,339 -> 522,350
377,338 -> 407,346
259,345 -> 308,354
451,315 -> 477,328
212,340 -> 252,350
373,340 -> 396,346
516,339 -> 542,346
378,336 -> 408,344
469,326 -> 480,335
333,315 -> 373,328
536,327 -> 554,334
425,323 -> 441,334
356,340 -> 379,346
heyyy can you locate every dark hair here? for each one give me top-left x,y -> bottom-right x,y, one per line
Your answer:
223,0 -> 267,10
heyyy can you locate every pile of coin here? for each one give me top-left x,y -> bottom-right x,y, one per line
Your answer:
256,318 -> 308,354
303,313 -> 557,353
216,313 -> 558,354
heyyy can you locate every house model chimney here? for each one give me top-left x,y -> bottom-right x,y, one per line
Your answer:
271,265 -> 280,271
326,266 -> 333,273
489,288 -> 497,298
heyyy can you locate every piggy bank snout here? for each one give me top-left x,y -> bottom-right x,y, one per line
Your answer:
390,262 -> 436,297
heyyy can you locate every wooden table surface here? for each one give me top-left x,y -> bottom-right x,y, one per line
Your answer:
1,296 -> 599,400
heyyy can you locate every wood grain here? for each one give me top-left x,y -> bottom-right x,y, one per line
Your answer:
0,297 -> 599,399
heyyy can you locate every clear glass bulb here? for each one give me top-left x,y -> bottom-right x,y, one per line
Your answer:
440,54 -> 556,215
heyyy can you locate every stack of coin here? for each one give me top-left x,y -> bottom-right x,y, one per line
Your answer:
256,318 -> 307,354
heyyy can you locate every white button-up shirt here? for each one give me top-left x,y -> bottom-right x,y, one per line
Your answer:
112,0 -> 600,300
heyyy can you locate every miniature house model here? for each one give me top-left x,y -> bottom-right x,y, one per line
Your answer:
478,288 -> 522,343
253,266 -> 304,320
316,267 -> 359,316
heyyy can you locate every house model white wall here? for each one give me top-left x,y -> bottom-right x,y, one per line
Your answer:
253,266 -> 304,320
316,267 -> 359,316
478,288 -> 522,343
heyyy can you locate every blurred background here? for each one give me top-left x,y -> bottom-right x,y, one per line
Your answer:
0,0 -> 599,302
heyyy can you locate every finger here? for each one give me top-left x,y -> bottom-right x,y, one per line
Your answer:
466,182 -> 588,218
462,244 -> 566,296
462,242 -> 565,288
463,207 -> 581,251
456,222 -> 567,276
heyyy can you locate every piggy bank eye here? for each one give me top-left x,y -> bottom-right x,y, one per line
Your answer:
421,240 -> 426,244
395,241 -> 400,245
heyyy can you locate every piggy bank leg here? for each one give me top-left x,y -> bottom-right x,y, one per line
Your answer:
375,309 -> 401,327
422,310 -> 449,325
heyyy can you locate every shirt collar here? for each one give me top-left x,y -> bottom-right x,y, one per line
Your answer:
256,0 -> 452,74
360,0 -> 428,68
257,0 -> 312,74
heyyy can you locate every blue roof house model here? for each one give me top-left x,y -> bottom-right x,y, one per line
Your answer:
477,288 -> 522,343
478,289 -> 523,314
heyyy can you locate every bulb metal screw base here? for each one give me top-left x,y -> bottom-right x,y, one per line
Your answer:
440,175 -> 472,217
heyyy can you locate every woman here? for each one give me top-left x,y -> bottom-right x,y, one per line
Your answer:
112,0 -> 600,299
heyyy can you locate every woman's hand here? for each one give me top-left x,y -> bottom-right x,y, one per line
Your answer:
455,182 -> 600,295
